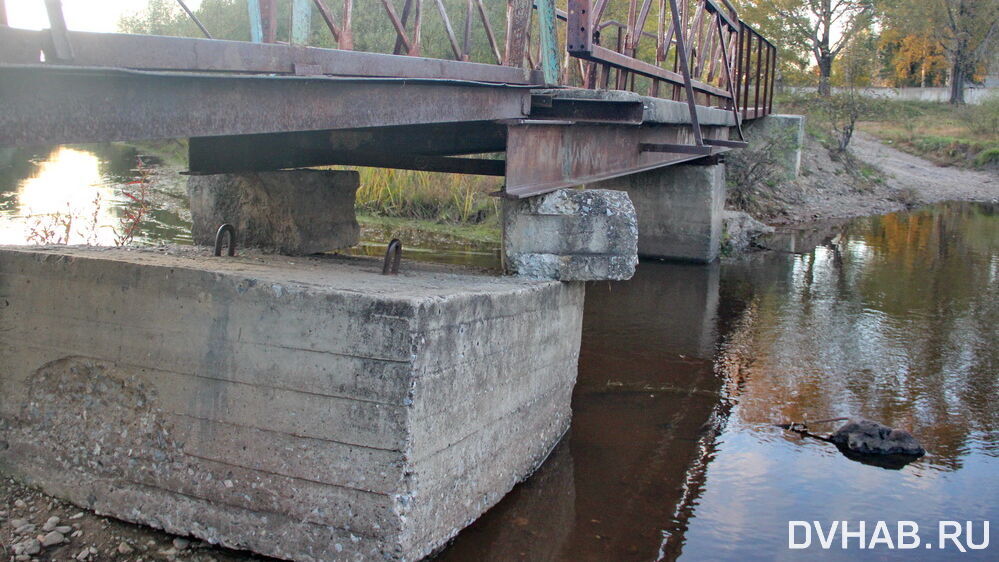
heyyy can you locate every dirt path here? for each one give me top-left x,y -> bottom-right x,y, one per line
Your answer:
851,132 -> 998,203
760,133 -> 998,226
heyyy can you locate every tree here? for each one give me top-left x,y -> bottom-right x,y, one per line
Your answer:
740,0 -> 875,95
936,0 -> 999,104
877,28 -> 948,88
880,0 -> 999,103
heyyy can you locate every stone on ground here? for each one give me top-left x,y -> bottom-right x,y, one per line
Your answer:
722,210 -> 774,254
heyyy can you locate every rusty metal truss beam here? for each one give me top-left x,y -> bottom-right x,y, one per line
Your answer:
504,121 -> 730,198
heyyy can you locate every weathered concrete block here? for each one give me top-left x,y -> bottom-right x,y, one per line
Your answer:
0,246 -> 585,561
591,163 -> 726,263
503,188 -> 638,281
188,170 -> 360,255
744,114 -> 805,179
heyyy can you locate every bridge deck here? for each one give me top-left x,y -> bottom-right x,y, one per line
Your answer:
0,0 -> 776,198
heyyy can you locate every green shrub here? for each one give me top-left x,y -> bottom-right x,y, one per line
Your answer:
974,147 -> 999,167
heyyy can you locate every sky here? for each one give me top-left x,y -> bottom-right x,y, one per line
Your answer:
4,0 -> 202,32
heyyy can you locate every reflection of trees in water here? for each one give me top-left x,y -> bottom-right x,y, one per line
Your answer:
718,203 -> 998,471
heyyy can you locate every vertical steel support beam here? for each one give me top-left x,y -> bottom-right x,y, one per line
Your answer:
248,0 -> 263,43
341,0 -> 353,49
263,0 -> 278,43
741,26 -> 750,119
410,0 -> 422,55
667,0 -> 703,147
504,0 -> 531,66
291,0 -> 312,45
759,36 -> 772,115
768,45 -> 776,114
537,0 -> 559,84
753,30 -> 762,114
43,0 -> 73,61
566,0 -> 593,53
462,0 -> 473,60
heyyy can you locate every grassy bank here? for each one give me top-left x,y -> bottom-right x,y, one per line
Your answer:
858,99 -> 998,169
358,213 -> 500,248
352,166 -> 503,226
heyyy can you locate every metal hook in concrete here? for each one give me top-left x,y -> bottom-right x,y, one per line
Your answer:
214,224 -> 236,256
382,239 -> 402,275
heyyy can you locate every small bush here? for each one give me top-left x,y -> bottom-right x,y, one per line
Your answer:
974,147 -> 999,167
816,92 -> 893,153
725,126 -> 800,215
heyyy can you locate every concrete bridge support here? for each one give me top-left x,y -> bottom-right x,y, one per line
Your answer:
744,114 -> 806,179
0,246 -> 584,561
592,163 -> 726,263
502,188 -> 638,281
187,170 -> 360,255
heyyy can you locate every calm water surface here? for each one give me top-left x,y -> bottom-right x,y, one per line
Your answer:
2,146 -> 996,560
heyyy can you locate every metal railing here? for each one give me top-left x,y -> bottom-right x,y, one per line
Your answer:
564,1 -> 775,114
238,1 -> 777,120
8,0 -> 776,123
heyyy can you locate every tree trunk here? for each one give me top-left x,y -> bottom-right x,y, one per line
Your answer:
949,61 -> 965,104
817,55 -> 833,96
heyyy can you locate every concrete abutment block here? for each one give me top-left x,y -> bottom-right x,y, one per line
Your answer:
188,169 -> 360,255
0,246 -> 585,561
591,163 -> 726,263
502,188 -> 638,281
744,114 -> 806,179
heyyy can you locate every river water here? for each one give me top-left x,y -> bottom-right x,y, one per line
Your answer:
1,145 -> 996,559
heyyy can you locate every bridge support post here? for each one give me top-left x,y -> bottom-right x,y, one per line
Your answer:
591,163 -> 727,263
502,188 -> 638,281
187,170 -> 360,255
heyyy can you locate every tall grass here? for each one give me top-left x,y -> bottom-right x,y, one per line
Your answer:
352,167 -> 503,225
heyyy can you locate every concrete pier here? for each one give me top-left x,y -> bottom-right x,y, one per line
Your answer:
0,246 -> 584,561
592,163 -> 726,263
188,170 -> 360,255
503,188 -> 638,280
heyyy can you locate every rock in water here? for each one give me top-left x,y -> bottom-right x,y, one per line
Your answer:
829,419 -> 925,456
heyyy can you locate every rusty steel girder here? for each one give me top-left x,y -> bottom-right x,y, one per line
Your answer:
0,65 -> 532,146
504,121 -> 731,198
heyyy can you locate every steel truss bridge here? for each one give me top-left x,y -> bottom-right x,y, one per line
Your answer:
0,0 -> 777,198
